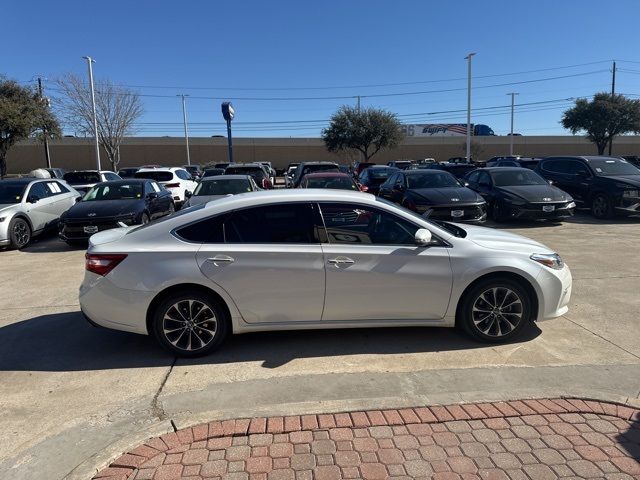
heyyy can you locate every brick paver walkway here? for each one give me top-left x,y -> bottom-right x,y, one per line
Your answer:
93,398 -> 639,480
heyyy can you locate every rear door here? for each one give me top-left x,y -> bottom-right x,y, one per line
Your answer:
539,159 -> 589,205
195,203 -> 326,323
319,202 -> 452,321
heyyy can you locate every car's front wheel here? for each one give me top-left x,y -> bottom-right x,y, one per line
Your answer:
8,217 -> 31,249
152,291 -> 229,357
591,193 -> 614,219
458,277 -> 532,343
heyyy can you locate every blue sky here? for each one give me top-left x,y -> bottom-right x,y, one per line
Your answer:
5,0 -> 640,137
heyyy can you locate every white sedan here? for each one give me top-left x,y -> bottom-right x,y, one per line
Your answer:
80,190 -> 572,356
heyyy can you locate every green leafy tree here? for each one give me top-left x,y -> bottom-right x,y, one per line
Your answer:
322,106 -> 404,160
561,93 -> 640,155
0,77 -> 60,178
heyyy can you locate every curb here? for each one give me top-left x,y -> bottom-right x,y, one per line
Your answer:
91,396 -> 639,479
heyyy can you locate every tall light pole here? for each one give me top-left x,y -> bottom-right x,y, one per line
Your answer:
36,77 -> 52,168
465,53 -> 476,163
178,94 -> 191,165
82,56 -> 101,170
507,92 -> 519,156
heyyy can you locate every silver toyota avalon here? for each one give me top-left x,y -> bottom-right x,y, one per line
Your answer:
80,189 -> 572,357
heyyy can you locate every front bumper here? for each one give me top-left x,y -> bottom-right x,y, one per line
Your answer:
507,203 -> 575,220
615,197 -> 640,215
535,263 -> 572,320
420,203 -> 487,223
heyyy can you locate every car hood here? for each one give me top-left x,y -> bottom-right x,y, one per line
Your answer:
498,185 -> 569,202
187,194 -> 232,206
602,175 -> 640,188
461,223 -> 553,254
410,187 -> 483,204
0,204 -> 21,215
64,199 -> 142,219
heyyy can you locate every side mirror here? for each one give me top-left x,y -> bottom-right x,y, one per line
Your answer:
147,192 -> 158,200
415,228 -> 432,246
548,180 -> 554,185
184,191 -> 193,198
27,195 -> 40,204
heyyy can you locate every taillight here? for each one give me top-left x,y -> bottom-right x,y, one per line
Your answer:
85,253 -> 127,276
164,183 -> 180,188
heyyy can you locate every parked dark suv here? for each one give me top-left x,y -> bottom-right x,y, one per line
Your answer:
536,156 -> 640,218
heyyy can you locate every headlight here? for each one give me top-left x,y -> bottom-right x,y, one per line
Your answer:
413,204 -> 431,214
531,253 -> 564,270
566,201 -> 576,209
623,190 -> 639,198
502,195 -> 525,206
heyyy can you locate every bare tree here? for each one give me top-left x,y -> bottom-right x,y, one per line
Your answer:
56,74 -> 143,171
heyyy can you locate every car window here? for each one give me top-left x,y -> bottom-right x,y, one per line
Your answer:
44,181 -> 65,195
151,182 -> 161,193
194,178 -> 253,196
319,203 -> 419,246
175,214 -> 226,243
541,159 -> 571,174
407,172 -> 459,189
587,158 -> 640,176
63,172 -> 101,184
104,172 -> 120,181
27,182 -> 50,200
491,169 -> 548,186
225,203 -> 317,243
135,171 -> 174,182
176,169 -> 191,180
466,171 -> 480,184
478,172 -> 492,187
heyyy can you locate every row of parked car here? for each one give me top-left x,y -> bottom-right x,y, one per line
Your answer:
0,161 -> 280,249
283,156 -> 640,224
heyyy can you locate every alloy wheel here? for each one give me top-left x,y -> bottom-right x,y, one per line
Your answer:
162,299 -> 217,352
592,196 -> 608,218
13,220 -> 30,248
471,287 -> 523,337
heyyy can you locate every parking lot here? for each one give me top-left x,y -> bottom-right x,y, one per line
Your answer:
0,212 -> 639,479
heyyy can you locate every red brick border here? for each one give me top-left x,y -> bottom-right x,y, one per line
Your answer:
92,397 -> 639,479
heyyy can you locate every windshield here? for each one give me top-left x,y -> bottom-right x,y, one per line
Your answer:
225,167 -> 263,176
368,169 -> 394,179
63,172 -> 100,184
134,171 -> 173,182
194,178 -> 252,196
0,183 -> 27,204
82,183 -> 143,201
202,169 -> 225,177
588,158 -> 640,176
305,176 -> 357,190
492,169 -> 548,186
408,172 -> 460,189
304,164 -> 339,174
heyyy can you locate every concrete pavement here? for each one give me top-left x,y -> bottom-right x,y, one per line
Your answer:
0,213 -> 638,479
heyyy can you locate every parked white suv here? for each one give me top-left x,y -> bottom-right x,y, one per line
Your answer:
134,167 -> 197,207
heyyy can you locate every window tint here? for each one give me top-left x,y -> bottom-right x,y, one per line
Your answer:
319,203 -> 419,245
151,182 -> 161,193
466,171 -> 480,184
104,172 -> 121,181
176,169 -> 192,180
135,171 -> 174,182
44,181 -> 67,195
175,215 -> 226,243
478,172 -> 492,187
226,203 -> 317,243
28,182 -> 50,200
541,159 -> 571,174
63,172 -> 101,184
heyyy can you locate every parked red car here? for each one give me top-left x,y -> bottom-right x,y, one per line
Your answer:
299,172 -> 365,191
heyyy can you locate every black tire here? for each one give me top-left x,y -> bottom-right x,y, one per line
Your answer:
152,290 -> 229,357
168,202 -> 176,214
590,193 -> 614,219
458,277 -> 533,343
141,213 -> 150,225
8,217 -> 31,250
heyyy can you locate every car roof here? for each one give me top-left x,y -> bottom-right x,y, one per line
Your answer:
225,163 -> 263,168
94,179 -> 147,185
483,167 -> 531,172
202,174 -> 251,181
404,169 -> 454,175
1,178 -> 37,185
303,172 -> 351,178
138,167 -> 181,172
300,161 -> 339,166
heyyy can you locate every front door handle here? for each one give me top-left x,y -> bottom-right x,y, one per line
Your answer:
206,255 -> 235,264
328,256 -> 355,266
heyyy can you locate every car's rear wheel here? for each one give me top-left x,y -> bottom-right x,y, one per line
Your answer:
591,193 -> 614,219
141,213 -> 150,225
8,217 -> 31,249
458,277 -> 532,343
152,291 -> 228,357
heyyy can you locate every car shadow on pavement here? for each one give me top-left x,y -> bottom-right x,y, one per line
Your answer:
18,230 -> 86,254
616,424 -> 640,466
0,311 -> 541,372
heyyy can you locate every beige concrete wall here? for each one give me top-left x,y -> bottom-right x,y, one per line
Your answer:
7,135 -> 640,174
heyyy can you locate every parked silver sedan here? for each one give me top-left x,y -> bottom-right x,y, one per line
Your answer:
80,190 -> 572,356
0,178 -> 80,249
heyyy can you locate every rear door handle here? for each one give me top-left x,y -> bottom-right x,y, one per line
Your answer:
206,255 -> 235,264
328,256 -> 355,265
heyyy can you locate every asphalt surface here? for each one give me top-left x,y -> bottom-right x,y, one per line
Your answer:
0,212 -> 639,479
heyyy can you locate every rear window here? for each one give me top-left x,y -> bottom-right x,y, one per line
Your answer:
134,171 -> 174,182
63,172 -> 100,184
304,164 -> 339,174
225,167 -> 264,177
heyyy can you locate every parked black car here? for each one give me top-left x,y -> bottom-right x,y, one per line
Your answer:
621,156 -> 640,169
535,156 -> 640,219
424,162 -> 478,179
117,167 -> 140,178
489,157 -> 541,170
58,179 -> 174,244
378,169 -> 487,223
183,165 -> 203,179
201,168 -> 226,178
290,162 -> 340,188
465,167 -> 575,222
357,166 -> 399,195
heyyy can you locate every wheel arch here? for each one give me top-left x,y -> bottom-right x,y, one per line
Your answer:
146,283 -> 233,336
10,213 -> 34,232
454,271 -> 539,326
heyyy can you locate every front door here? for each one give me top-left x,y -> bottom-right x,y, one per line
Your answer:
318,203 -> 453,321
196,203 -> 325,324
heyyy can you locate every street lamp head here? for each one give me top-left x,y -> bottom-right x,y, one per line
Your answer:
82,56 -> 95,63
464,52 -> 476,59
